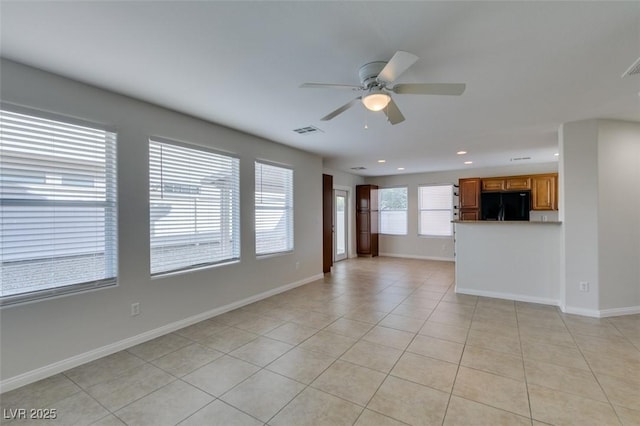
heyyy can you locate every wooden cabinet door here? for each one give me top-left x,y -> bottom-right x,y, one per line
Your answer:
482,178 -> 506,191
460,210 -> 479,221
531,175 -> 557,210
459,178 -> 480,209
506,177 -> 531,190
356,185 -> 378,256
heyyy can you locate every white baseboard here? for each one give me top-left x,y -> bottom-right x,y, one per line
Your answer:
456,288 -> 640,319
455,287 -> 560,307
0,273 -> 323,394
379,252 -> 455,262
598,305 -> 640,317
562,304 -> 640,318
559,305 -> 601,318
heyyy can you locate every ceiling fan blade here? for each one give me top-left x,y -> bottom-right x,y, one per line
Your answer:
300,83 -> 362,91
384,98 -> 405,125
321,97 -> 361,121
392,83 -> 466,96
377,51 -> 419,84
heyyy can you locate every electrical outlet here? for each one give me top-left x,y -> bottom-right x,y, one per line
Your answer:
131,302 -> 140,316
579,281 -> 589,292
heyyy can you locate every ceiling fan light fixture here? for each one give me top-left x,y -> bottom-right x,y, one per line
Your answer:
362,90 -> 391,112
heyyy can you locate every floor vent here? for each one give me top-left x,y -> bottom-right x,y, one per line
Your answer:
622,57 -> 640,78
293,125 -> 323,135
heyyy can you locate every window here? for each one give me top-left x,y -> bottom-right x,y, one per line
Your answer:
255,161 -> 293,255
419,184 -> 453,236
0,107 -> 117,306
149,139 -> 239,275
379,187 -> 408,235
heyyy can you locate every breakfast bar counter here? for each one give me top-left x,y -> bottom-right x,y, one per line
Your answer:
453,220 -> 562,306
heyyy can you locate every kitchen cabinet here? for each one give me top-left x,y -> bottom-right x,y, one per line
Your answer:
459,178 -> 481,220
506,176 -> 531,190
482,178 -> 506,192
531,174 -> 557,210
356,184 -> 379,256
460,210 -> 480,221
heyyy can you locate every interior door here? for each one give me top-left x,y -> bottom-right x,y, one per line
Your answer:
322,174 -> 333,273
334,189 -> 348,262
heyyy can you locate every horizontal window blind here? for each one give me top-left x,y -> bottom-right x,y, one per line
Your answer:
379,187 -> 408,235
255,161 -> 293,255
419,184 -> 453,236
0,108 -> 117,305
149,140 -> 240,275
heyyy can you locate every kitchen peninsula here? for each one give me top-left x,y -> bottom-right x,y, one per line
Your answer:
454,172 -> 562,306
453,220 -> 562,306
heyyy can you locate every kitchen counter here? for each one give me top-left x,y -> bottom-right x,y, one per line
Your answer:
453,221 -> 562,306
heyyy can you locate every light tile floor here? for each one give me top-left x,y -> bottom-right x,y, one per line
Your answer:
2,257 -> 639,425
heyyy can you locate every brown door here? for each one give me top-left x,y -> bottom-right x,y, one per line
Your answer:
322,174 -> 333,273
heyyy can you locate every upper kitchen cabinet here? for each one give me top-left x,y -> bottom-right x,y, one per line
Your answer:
481,178 -> 506,192
459,178 -> 481,220
505,176 -> 531,190
531,174 -> 558,210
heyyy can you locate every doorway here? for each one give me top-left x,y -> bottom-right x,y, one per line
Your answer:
334,189 -> 348,262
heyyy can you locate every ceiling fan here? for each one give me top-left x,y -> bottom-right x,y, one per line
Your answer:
300,51 -> 465,125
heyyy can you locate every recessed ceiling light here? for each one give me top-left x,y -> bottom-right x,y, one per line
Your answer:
378,160 -> 386,163
464,161 -> 473,165
397,167 -> 405,171
554,153 -> 559,156
457,151 -> 467,155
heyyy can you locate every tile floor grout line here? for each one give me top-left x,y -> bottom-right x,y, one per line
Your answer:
557,314 -> 627,426
514,301 -> 535,425
439,289 -> 478,425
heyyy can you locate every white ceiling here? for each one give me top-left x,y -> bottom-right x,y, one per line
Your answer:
1,1 -> 639,176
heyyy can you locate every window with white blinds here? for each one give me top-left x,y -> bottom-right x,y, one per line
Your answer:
149,139 -> 240,275
379,187 -> 408,235
255,161 -> 293,255
419,184 -> 453,237
0,107 -> 118,306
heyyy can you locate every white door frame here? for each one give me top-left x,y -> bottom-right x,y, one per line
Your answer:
334,189 -> 348,262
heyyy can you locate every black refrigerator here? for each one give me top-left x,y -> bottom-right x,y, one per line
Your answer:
481,191 -> 531,221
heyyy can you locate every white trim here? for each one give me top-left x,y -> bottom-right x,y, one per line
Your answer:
561,304 -> 640,318
0,273 -> 323,394
560,305 -> 602,318
455,287 -> 560,307
598,305 -> 640,317
379,253 -> 454,262
456,288 -> 640,318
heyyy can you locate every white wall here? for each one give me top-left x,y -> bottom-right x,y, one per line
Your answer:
366,163 -> 558,260
0,59 -> 323,386
597,121 -> 640,312
560,119 -> 640,316
559,120 -> 600,313
455,222 -> 562,304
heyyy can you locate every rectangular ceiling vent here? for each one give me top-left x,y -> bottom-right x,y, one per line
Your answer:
293,125 -> 323,135
510,156 -> 531,162
622,57 -> 640,78
350,166 -> 366,170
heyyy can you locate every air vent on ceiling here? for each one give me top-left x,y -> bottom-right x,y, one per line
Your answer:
293,125 -> 323,135
622,57 -> 640,78
350,166 -> 367,170
510,156 -> 531,162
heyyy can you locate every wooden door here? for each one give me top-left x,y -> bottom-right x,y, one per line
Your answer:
322,174 -> 333,273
